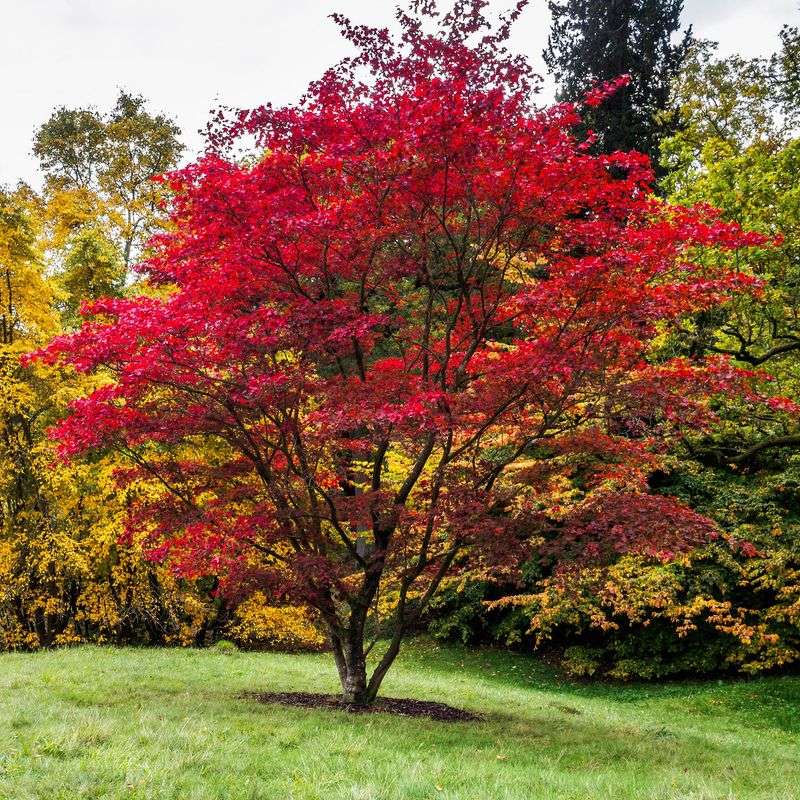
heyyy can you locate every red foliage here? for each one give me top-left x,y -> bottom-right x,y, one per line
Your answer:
549,492 -> 718,563
31,0 -> 771,701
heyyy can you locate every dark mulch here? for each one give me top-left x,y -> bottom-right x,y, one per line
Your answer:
243,691 -> 480,722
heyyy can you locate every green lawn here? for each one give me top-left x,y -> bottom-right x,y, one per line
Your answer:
0,640 -> 797,799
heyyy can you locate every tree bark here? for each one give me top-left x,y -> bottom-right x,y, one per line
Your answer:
327,621 -> 370,705
341,650 -> 369,705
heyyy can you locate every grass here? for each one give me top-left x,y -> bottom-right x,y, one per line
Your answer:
0,640 -> 798,799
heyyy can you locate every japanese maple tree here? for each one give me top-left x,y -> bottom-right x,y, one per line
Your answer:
35,2 -> 769,705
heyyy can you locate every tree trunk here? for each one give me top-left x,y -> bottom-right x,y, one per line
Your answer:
325,548 -> 460,706
335,623 -> 371,705
327,618 -> 376,706
327,613 -> 404,706
341,653 -> 369,706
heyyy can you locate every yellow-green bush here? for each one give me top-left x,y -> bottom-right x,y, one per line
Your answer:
228,593 -> 326,650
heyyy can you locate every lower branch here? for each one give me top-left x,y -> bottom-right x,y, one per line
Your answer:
364,542 -> 462,703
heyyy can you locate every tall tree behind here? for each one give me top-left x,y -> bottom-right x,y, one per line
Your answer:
772,23 -> 800,127
34,91 -> 183,272
544,0 -> 692,164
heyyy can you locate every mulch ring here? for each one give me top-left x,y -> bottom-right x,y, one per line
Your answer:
242,691 -> 480,722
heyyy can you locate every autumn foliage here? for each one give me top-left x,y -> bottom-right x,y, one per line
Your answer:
33,3 -> 774,703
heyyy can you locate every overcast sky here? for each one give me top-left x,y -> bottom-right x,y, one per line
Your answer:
1,0 -> 797,187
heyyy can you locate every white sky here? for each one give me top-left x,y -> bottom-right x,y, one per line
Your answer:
1,0 -> 797,187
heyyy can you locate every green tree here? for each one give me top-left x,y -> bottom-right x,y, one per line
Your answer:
772,23 -> 800,126
58,226 -> 125,323
426,32 -> 800,679
544,0 -> 692,165
661,40 -> 800,462
510,31 -> 800,679
34,91 -> 183,270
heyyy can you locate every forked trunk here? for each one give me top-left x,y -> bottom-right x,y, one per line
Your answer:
330,626 -> 371,706
333,632 -> 404,707
330,624 -> 397,707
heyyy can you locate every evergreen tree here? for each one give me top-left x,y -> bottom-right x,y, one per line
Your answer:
544,0 -> 692,165
772,24 -> 800,126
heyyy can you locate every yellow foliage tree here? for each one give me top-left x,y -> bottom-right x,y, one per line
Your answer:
0,92 -> 330,653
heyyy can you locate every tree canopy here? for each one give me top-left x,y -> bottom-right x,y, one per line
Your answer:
34,91 -> 183,271
33,2 -> 775,705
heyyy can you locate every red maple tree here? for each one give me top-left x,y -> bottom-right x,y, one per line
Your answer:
35,2 -> 769,704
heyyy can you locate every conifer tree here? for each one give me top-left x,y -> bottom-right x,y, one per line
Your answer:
544,0 -> 692,165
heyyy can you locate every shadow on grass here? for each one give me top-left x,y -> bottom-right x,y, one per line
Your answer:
389,638 -> 800,735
